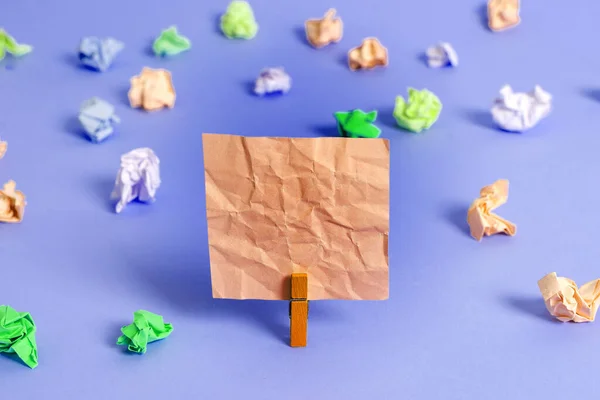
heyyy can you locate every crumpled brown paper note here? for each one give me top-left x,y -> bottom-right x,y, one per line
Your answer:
0,141 -> 6,159
538,272 -> 600,322
0,180 -> 26,223
128,67 -> 176,111
488,0 -> 520,32
202,133 -> 390,300
467,179 -> 516,241
305,9 -> 343,48
348,37 -> 388,71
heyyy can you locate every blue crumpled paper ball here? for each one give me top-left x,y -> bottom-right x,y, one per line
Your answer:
78,37 -> 124,72
78,97 -> 120,143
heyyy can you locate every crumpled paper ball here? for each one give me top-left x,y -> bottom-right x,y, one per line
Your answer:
116,310 -> 173,354
0,305 -> 38,368
220,1 -> 259,39
393,88 -> 442,133
78,37 -> 123,71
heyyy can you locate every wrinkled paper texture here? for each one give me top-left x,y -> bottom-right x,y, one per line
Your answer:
254,67 -> 291,96
335,109 -> 381,138
78,37 -> 124,72
305,8 -> 343,48
203,133 -> 390,300
348,37 -> 388,71
426,42 -> 458,68
0,305 -> 38,369
0,180 -> 26,223
117,310 -> 173,353
491,84 -> 552,132
393,88 -> 442,133
488,0 -> 520,32
111,148 -> 161,214
467,179 -> 516,241
153,26 -> 191,57
128,67 -> 176,111
78,97 -> 120,142
538,272 -> 600,322
0,29 -> 33,61
220,0 -> 259,40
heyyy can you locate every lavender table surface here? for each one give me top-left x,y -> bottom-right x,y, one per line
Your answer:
2,0 -> 600,398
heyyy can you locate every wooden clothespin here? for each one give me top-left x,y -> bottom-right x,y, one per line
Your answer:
290,273 -> 308,347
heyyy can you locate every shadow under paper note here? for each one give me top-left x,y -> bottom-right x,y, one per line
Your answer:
310,123 -> 339,137
129,252 -> 289,345
125,249 -> 341,346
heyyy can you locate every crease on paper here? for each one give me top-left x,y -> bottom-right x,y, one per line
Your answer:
467,179 -> 516,241
0,180 -> 26,223
538,272 -> 600,322
202,133 -> 390,300
305,9 -> 343,48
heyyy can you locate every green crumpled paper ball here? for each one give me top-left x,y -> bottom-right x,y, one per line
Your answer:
116,310 -> 173,354
0,305 -> 38,369
0,29 -> 33,61
334,109 -> 382,138
152,26 -> 191,57
393,88 -> 442,133
220,1 -> 259,40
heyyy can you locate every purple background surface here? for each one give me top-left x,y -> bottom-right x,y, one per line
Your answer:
2,0 -> 600,398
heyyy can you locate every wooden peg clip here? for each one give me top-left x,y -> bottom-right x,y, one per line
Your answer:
290,273 -> 308,347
